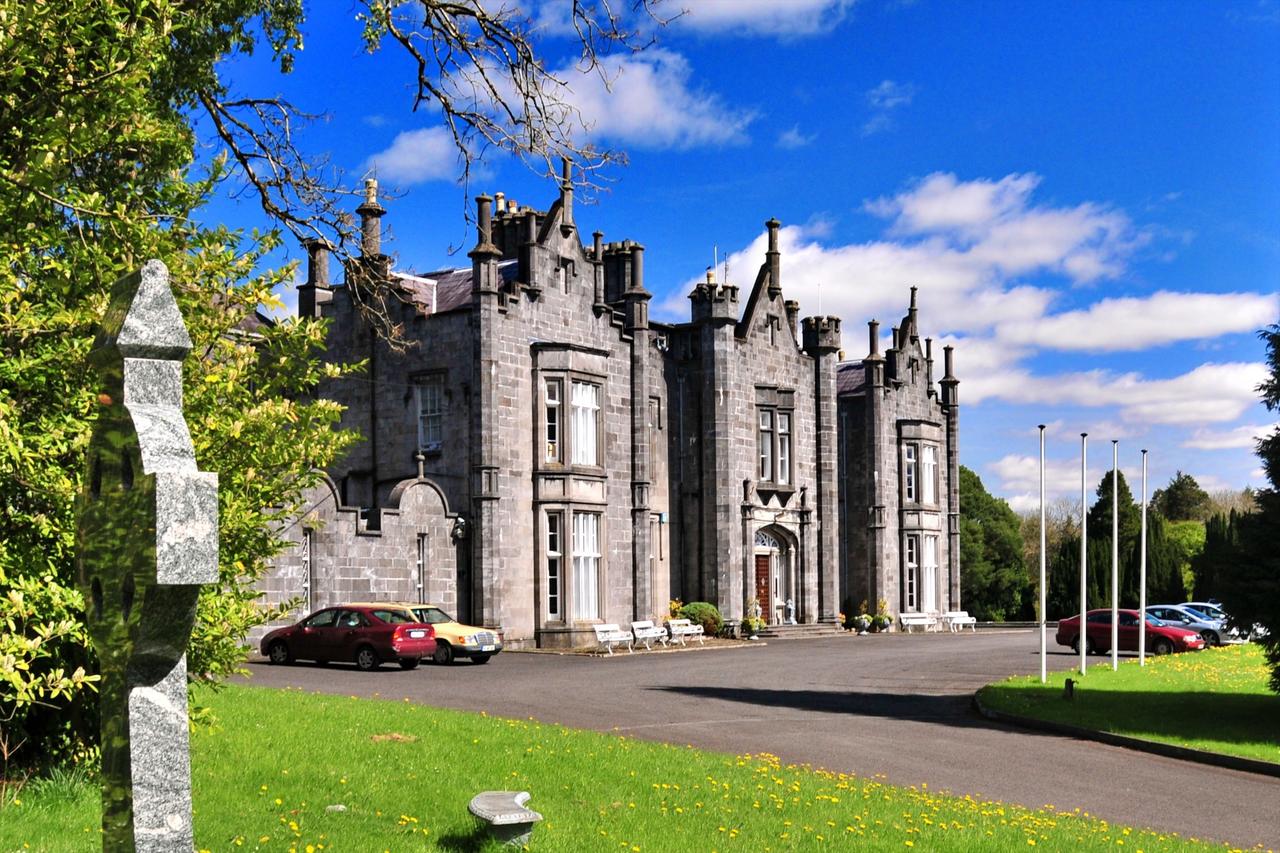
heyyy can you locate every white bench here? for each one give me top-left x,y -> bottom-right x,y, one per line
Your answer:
665,618 -> 705,645
592,623 -> 633,654
630,619 -> 669,651
899,612 -> 940,633
468,790 -> 543,845
943,610 -> 977,633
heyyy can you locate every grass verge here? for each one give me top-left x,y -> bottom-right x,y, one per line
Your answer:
978,644 -> 1280,764
0,684 -> 1246,852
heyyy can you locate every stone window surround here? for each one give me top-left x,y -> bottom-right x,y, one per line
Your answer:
538,504 -> 607,625
411,370 -> 447,455
535,368 -> 606,476
755,385 -> 796,491
898,424 -> 942,510
901,529 -> 941,614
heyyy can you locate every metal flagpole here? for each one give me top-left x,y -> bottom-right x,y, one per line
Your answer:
1080,433 -> 1088,677
1111,440 -> 1119,672
1140,449 -> 1149,666
1039,425 -> 1047,684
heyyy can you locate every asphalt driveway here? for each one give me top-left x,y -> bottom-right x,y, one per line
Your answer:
241,630 -> 1279,848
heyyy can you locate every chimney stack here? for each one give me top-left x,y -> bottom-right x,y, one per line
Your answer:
868,320 -> 881,358
765,218 -> 782,298
560,158 -> 574,231
356,178 -> 386,257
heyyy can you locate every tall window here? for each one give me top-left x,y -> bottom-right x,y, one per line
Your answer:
904,534 -> 919,612
416,379 -> 443,451
571,512 -> 601,619
922,445 -> 937,505
923,535 -> 938,613
904,444 -> 918,502
301,528 -> 314,613
758,410 -> 774,480
777,412 -> 792,486
415,534 -> 428,604
546,513 -> 562,620
544,379 -> 562,463
571,381 -> 599,466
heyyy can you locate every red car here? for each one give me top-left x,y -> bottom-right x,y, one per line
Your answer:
1056,608 -> 1205,656
260,605 -> 437,671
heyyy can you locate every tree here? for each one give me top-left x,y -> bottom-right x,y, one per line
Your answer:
959,467 -> 1032,621
1152,471 -> 1212,521
1218,325 -> 1280,692
1,0 -> 674,768
1087,469 -> 1141,546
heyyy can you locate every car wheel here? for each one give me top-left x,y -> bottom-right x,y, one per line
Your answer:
471,654 -> 492,665
432,643 -> 454,665
267,641 -> 292,665
1153,638 -> 1173,655
399,659 -> 419,671
1200,630 -> 1218,647
355,646 -> 380,671
1084,637 -> 1099,656
1069,636 -> 1080,654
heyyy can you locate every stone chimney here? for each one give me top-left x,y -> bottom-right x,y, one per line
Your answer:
765,218 -> 782,299
356,178 -> 386,257
298,238 -> 333,318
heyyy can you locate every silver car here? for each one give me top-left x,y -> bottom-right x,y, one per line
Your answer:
1147,605 -> 1232,646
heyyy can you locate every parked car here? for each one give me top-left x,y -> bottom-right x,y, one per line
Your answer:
1184,601 -> 1264,641
350,602 -> 502,665
1055,609 -> 1205,656
260,605 -> 437,671
1145,604 -> 1231,646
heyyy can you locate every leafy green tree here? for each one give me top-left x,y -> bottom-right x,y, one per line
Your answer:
1087,469 -> 1141,546
0,1 -> 360,767
1218,325 -> 1280,692
959,466 -> 1031,621
1152,471 -> 1212,521
1164,519 -> 1206,595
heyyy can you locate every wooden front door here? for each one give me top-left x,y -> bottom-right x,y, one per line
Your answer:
754,554 -> 771,620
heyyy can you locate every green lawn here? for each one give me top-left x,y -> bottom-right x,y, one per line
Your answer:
978,644 -> 1280,764
0,684 -> 1239,852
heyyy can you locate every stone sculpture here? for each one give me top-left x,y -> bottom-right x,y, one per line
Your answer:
76,260 -> 219,852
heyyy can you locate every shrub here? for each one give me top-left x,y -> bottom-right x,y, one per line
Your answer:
679,601 -> 723,636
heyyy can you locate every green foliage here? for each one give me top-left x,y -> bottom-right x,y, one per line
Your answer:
1164,519 -> 1206,595
1215,324 -> 1280,693
1152,471 -> 1212,521
959,466 -> 1032,621
678,602 -> 723,637
0,0 -> 357,767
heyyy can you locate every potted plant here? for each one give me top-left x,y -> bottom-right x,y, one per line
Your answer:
872,598 -> 893,632
744,598 -> 765,639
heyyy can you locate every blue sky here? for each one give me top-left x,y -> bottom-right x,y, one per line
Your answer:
207,0 -> 1280,511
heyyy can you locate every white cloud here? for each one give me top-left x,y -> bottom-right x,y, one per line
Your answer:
965,362 -> 1267,426
557,50 -> 755,148
866,79 -> 917,110
777,125 -> 816,149
676,0 -> 856,35
997,291 -> 1278,352
1183,423 -> 1277,450
991,454 -> 1090,504
363,127 -> 459,186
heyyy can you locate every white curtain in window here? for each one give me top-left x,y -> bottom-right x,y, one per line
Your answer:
571,381 -> 599,465
922,445 -> 937,504
572,512 -> 600,620
923,535 -> 938,613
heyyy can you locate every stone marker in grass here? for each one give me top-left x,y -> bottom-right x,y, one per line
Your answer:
76,260 -> 219,852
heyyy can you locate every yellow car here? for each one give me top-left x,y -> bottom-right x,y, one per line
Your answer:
351,602 -> 502,665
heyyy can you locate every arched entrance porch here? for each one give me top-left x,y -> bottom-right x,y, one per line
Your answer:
751,524 -> 798,625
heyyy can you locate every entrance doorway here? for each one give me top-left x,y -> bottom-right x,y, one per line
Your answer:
754,554 -> 770,610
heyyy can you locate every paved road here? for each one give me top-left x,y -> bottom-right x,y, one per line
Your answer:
242,631 -> 1279,848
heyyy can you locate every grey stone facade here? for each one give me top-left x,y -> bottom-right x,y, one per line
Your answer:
837,290 -> 961,621
258,169 -> 959,647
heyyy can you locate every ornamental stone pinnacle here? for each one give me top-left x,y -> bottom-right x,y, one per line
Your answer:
76,259 -> 218,852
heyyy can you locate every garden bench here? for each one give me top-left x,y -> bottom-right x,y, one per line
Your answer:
899,612 -> 939,633
592,623 -> 634,654
468,790 -> 543,845
943,610 -> 977,633
630,619 -> 669,651
665,618 -> 705,645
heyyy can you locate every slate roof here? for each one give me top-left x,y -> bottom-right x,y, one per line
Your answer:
392,260 -> 518,316
837,361 -> 867,395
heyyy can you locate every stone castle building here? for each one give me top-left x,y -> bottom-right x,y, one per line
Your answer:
259,167 -> 960,647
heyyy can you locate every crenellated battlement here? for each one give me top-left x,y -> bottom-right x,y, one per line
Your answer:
801,315 -> 842,354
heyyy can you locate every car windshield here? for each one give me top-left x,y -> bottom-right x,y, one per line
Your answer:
1184,606 -> 1218,621
371,609 -> 414,624
1144,614 -> 1164,626
411,607 -> 454,625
